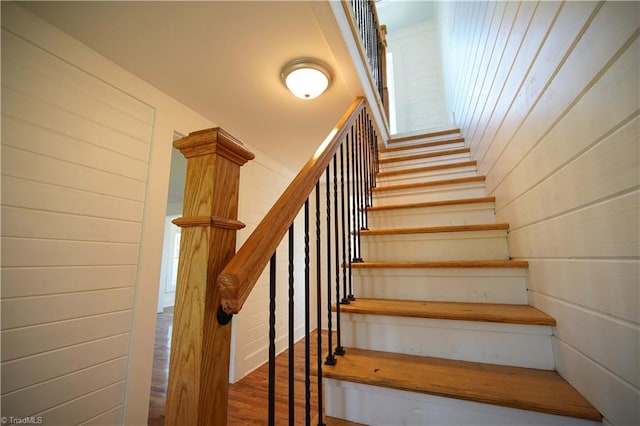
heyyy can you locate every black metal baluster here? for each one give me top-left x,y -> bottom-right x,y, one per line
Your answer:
359,113 -> 368,231
366,1 -> 372,70
314,183 -> 325,426
367,116 -> 374,209
268,253 -> 276,426
356,0 -> 363,41
363,114 -> 371,214
362,0 -> 367,55
325,166 -> 336,366
288,224 -> 295,426
333,154 -> 345,357
345,130 -> 356,301
372,116 -> 380,177
339,143 -> 350,305
365,0 -> 370,55
304,200 -> 311,426
352,116 -> 363,263
365,117 -> 374,216
370,119 -> 377,190
358,115 -> 366,255
367,2 -> 371,63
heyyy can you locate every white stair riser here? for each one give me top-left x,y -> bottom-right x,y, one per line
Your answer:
368,202 -> 496,228
360,230 -> 510,262
380,141 -> 466,160
373,182 -> 486,206
387,132 -> 462,147
379,152 -> 471,171
340,313 -> 555,369
377,166 -> 477,186
324,380 -> 601,426
352,267 -> 528,304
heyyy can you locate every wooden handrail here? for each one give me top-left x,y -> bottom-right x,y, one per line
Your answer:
218,97 -> 366,314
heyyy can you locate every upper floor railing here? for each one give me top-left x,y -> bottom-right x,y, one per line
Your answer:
345,0 -> 389,116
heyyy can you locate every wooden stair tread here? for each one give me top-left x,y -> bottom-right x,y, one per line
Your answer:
379,147 -> 470,164
311,414 -> 364,426
376,160 -> 476,177
336,298 -> 556,325
381,137 -> 465,153
367,196 -> 496,212
350,260 -> 529,268
373,175 -> 485,192
389,128 -> 461,144
360,223 -> 509,236
322,347 -> 601,421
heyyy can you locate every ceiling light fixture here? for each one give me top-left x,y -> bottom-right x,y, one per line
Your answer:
281,58 -> 332,100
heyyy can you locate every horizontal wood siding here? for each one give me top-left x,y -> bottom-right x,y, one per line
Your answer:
1,25 -> 154,424
439,1 -> 639,425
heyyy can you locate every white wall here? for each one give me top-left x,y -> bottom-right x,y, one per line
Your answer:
386,19 -> 449,135
439,1 -> 639,425
0,3 -> 307,424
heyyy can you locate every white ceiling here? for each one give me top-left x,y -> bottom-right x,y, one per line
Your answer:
18,1 -> 364,172
376,0 -> 435,32
17,1 -> 431,206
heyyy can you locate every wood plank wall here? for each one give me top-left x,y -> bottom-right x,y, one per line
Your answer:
438,2 -> 639,425
1,27 -> 154,424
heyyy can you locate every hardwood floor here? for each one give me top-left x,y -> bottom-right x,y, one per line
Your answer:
147,307 -> 172,426
148,307 -> 332,425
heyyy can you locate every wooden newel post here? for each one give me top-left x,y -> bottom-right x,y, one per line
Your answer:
165,128 -> 254,426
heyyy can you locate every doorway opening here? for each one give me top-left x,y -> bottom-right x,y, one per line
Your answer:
148,132 -> 185,425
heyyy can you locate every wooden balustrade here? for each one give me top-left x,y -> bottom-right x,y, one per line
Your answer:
165,128 -> 254,426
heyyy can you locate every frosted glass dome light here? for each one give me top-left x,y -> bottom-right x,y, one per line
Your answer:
281,59 -> 332,100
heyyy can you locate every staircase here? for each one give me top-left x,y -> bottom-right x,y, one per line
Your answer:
322,131 -> 602,425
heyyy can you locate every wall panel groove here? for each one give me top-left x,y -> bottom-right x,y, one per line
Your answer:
2,116 -> 149,179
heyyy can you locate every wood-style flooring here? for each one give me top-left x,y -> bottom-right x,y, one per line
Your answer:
148,307 -> 334,426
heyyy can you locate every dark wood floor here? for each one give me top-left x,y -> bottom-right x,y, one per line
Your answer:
147,307 -> 172,426
148,307 -> 333,425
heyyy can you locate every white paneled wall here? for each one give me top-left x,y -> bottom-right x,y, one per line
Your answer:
1,25 -> 152,425
438,1 -> 639,425
387,20 -> 448,134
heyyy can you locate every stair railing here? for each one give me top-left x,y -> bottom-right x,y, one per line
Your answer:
217,97 -> 380,425
343,0 -> 389,117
